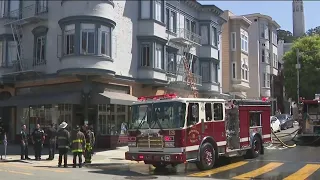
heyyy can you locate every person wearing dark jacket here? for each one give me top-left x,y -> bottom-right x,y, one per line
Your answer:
20,124 -> 31,160
46,123 -> 57,160
57,122 -> 70,168
31,124 -> 45,161
71,125 -> 86,168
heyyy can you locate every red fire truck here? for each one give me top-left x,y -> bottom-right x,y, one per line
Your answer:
125,94 -> 272,170
297,94 -> 320,137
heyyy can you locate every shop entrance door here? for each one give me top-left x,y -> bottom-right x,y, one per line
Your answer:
74,105 -> 97,127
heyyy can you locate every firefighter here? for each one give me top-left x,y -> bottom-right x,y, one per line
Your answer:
84,125 -> 95,163
57,122 -> 70,168
20,124 -> 31,160
71,125 -> 86,168
46,123 -> 57,160
31,124 -> 45,161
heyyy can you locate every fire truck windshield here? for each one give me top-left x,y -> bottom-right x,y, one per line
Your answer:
131,102 -> 186,129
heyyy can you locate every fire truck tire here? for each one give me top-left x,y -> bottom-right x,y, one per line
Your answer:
246,136 -> 262,159
196,142 -> 216,171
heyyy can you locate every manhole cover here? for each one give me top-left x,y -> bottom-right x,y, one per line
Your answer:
125,176 -> 158,179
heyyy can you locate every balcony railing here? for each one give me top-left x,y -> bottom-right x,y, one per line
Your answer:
172,71 -> 202,86
5,4 -> 48,25
173,28 -> 201,45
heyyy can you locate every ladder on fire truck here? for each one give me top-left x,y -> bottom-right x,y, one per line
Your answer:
10,23 -> 25,72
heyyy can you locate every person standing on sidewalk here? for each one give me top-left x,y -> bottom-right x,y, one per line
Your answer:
57,122 -> 70,168
84,125 -> 95,164
31,124 -> 45,161
71,125 -> 86,168
20,125 -> 30,160
46,123 -> 57,160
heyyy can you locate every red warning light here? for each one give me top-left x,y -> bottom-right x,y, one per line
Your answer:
138,93 -> 178,101
139,155 -> 144,159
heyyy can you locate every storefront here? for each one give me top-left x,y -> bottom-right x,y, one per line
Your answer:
0,82 -> 136,148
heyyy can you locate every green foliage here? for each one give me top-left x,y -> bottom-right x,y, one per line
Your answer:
306,26 -> 320,36
283,35 -> 320,101
277,29 -> 297,43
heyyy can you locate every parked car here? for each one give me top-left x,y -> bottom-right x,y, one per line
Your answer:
275,114 -> 294,130
270,116 -> 281,132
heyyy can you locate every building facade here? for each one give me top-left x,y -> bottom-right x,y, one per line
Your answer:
0,0 -> 225,147
221,11 -> 251,98
244,13 -> 280,99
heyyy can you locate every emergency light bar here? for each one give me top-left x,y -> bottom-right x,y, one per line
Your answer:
138,93 -> 178,101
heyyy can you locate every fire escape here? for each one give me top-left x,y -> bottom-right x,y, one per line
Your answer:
166,1 -> 202,98
2,3 -> 48,81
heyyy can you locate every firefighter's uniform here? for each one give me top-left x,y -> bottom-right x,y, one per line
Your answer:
84,129 -> 95,163
31,128 -> 45,160
57,122 -> 70,168
71,126 -> 86,168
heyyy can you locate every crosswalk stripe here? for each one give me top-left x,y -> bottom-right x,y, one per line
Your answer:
188,161 -> 248,177
232,162 -> 283,180
0,168 -> 33,176
0,163 -> 69,173
283,164 -> 320,180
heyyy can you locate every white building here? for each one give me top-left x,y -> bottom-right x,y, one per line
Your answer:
243,13 -> 280,98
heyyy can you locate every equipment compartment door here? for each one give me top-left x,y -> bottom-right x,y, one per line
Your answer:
225,106 -> 240,150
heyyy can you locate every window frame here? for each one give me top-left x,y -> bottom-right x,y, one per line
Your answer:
205,103 -> 213,121
213,103 -> 224,121
63,24 -> 75,56
263,73 -> 270,88
80,23 -> 96,55
99,25 -> 112,57
166,8 -> 177,33
140,42 -> 151,67
154,0 -> 162,22
35,35 -> 46,65
201,61 -> 210,82
240,30 -> 248,53
7,41 -> 18,67
154,43 -> 164,70
241,58 -> 249,81
232,62 -> 236,79
212,26 -> 218,47
166,51 -> 176,73
249,111 -> 262,127
140,0 -> 151,19
231,32 -> 236,51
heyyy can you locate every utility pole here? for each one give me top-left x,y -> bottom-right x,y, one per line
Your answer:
296,49 -> 301,104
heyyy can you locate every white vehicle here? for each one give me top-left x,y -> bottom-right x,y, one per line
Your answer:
270,116 -> 281,132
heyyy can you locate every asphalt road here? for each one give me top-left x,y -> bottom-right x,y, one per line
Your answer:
1,126 -> 320,180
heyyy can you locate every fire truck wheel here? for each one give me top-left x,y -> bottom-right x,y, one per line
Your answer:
246,136 -> 262,159
196,142 -> 215,170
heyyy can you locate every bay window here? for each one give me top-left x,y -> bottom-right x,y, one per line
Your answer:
155,43 -> 163,69
99,25 -> 111,57
155,0 -> 162,22
140,43 -> 150,67
81,24 -> 95,55
64,24 -> 75,55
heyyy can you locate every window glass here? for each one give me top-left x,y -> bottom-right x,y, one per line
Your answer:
7,41 -> 18,66
64,24 -> 75,55
35,36 -> 46,65
141,43 -> 150,67
205,103 -> 213,121
100,26 -> 111,57
213,103 -> 223,120
250,112 -> 261,127
81,24 -> 95,54
187,103 -> 199,126
141,0 -> 150,19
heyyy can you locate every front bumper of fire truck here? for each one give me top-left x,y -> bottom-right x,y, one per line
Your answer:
125,151 -> 186,164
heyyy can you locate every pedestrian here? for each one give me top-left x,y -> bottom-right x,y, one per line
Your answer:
84,124 -> 95,164
31,124 -> 45,161
46,123 -> 57,160
57,122 -> 70,168
20,124 -> 31,160
71,125 -> 86,168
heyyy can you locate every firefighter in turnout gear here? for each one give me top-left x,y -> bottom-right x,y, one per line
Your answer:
57,122 -> 70,168
31,124 -> 45,160
71,125 -> 86,168
84,125 -> 95,163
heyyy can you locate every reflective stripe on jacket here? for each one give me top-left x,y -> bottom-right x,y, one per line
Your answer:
71,130 -> 86,153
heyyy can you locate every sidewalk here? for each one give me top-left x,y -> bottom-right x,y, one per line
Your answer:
0,144 -> 137,166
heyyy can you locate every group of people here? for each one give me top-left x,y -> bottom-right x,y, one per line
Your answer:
20,122 -> 95,168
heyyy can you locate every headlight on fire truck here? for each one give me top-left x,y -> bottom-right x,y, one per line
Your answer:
128,142 -> 136,147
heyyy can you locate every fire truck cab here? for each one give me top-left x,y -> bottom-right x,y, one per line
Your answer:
125,94 -> 271,170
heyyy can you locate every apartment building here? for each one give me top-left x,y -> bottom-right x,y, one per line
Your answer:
244,13 -> 280,99
0,0 -> 225,146
221,11 -> 251,98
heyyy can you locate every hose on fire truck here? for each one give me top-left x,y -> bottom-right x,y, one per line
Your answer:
271,127 -> 320,146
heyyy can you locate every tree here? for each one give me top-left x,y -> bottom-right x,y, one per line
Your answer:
283,35 -> 320,101
306,26 -> 320,36
277,29 -> 296,43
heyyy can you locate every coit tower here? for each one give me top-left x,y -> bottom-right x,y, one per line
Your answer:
292,0 -> 305,37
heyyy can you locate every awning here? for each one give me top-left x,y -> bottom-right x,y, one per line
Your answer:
0,91 -> 82,107
91,91 -> 137,106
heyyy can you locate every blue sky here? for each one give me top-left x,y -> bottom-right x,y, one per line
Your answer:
199,1 -> 320,32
